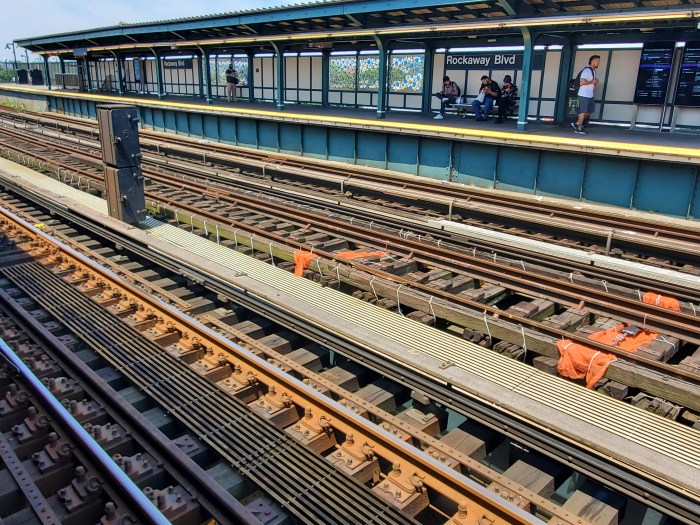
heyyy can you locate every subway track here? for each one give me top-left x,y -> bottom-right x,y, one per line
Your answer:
0,194 -> 549,525
2,107 -> 700,268
1,118 -> 700,420
1,162 -> 700,520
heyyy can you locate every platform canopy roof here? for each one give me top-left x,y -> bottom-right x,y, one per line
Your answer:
14,0 -> 700,56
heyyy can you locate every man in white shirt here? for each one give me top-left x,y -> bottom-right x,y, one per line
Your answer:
571,55 -> 600,135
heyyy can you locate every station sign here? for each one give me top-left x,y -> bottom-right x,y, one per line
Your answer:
633,42 -> 675,105
674,41 -> 700,107
163,58 -> 193,69
445,52 -> 544,70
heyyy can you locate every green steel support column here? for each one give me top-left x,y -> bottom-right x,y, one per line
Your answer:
43,56 -> 52,90
83,56 -> 92,92
94,59 -> 101,92
247,52 -> 255,103
196,47 -> 211,103
373,36 -> 388,119
112,52 -> 124,95
422,45 -> 435,113
516,29 -> 535,131
271,43 -> 285,110
197,52 -> 205,100
554,39 -> 573,124
151,49 -> 164,99
321,49 -> 330,108
58,57 -> 66,89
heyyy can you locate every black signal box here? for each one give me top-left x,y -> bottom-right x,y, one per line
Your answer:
97,105 -> 142,168
104,166 -> 147,225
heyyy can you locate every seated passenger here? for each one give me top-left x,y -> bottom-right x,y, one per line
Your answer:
471,75 -> 501,121
496,75 -> 518,123
433,76 -> 461,120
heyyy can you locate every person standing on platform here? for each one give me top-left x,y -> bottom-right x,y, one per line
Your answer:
495,75 -> 518,124
433,76 -> 461,120
572,55 -> 600,135
471,75 -> 501,121
225,65 -> 238,102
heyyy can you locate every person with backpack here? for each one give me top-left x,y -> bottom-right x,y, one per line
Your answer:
433,76 -> 461,120
471,75 -> 501,122
225,65 -> 239,102
571,55 -> 600,135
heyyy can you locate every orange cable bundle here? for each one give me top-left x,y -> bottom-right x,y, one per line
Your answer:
587,324 -> 658,353
293,250 -> 319,277
642,292 -> 681,312
556,339 -> 617,389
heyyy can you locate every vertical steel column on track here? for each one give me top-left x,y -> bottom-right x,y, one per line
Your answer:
42,56 -> 52,91
554,39 -> 573,124
321,49 -> 330,108
516,29 -> 535,131
151,48 -> 164,99
246,51 -> 255,103
271,42 -> 285,111
374,36 -> 388,119
422,45 -> 434,113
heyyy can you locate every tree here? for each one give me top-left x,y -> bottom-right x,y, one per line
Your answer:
0,66 -> 13,83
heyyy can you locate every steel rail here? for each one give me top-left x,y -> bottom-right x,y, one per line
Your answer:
0,288 -> 262,525
0,138 -> 698,384
3,108 -> 700,256
2,186 -> 697,524
0,336 -> 172,525
0,207 -> 540,525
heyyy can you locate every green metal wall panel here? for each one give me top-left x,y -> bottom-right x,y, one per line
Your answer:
236,119 -> 257,148
302,126 -> 327,160
387,135 -> 418,175
582,157 -> 637,209
635,163 -> 697,217
454,143 -> 497,187
356,132 -> 386,170
258,121 -> 279,152
152,109 -> 165,132
497,149 -> 538,194
175,112 -> 189,135
188,113 -> 203,139
163,111 -> 177,134
328,129 -> 356,164
279,123 -> 302,156
202,115 -> 219,142
219,118 -> 236,145
418,139 -> 450,181
537,152 -> 586,199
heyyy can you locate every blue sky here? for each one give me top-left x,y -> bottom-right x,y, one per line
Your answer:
1,0 -> 291,62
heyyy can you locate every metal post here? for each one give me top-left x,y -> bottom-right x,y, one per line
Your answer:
58,56 -> 66,89
197,51 -> 205,100
321,49 -> 330,108
84,56 -> 93,92
111,52 -> 124,95
271,42 -> 285,110
422,45 -> 435,113
554,39 -> 573,124
516,29 -> 535,131
247,51 -> 255,103
24,49 -> 30,69
42,55 -> 52,90
149,49 -> 164,99
373,36 -> 388,119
